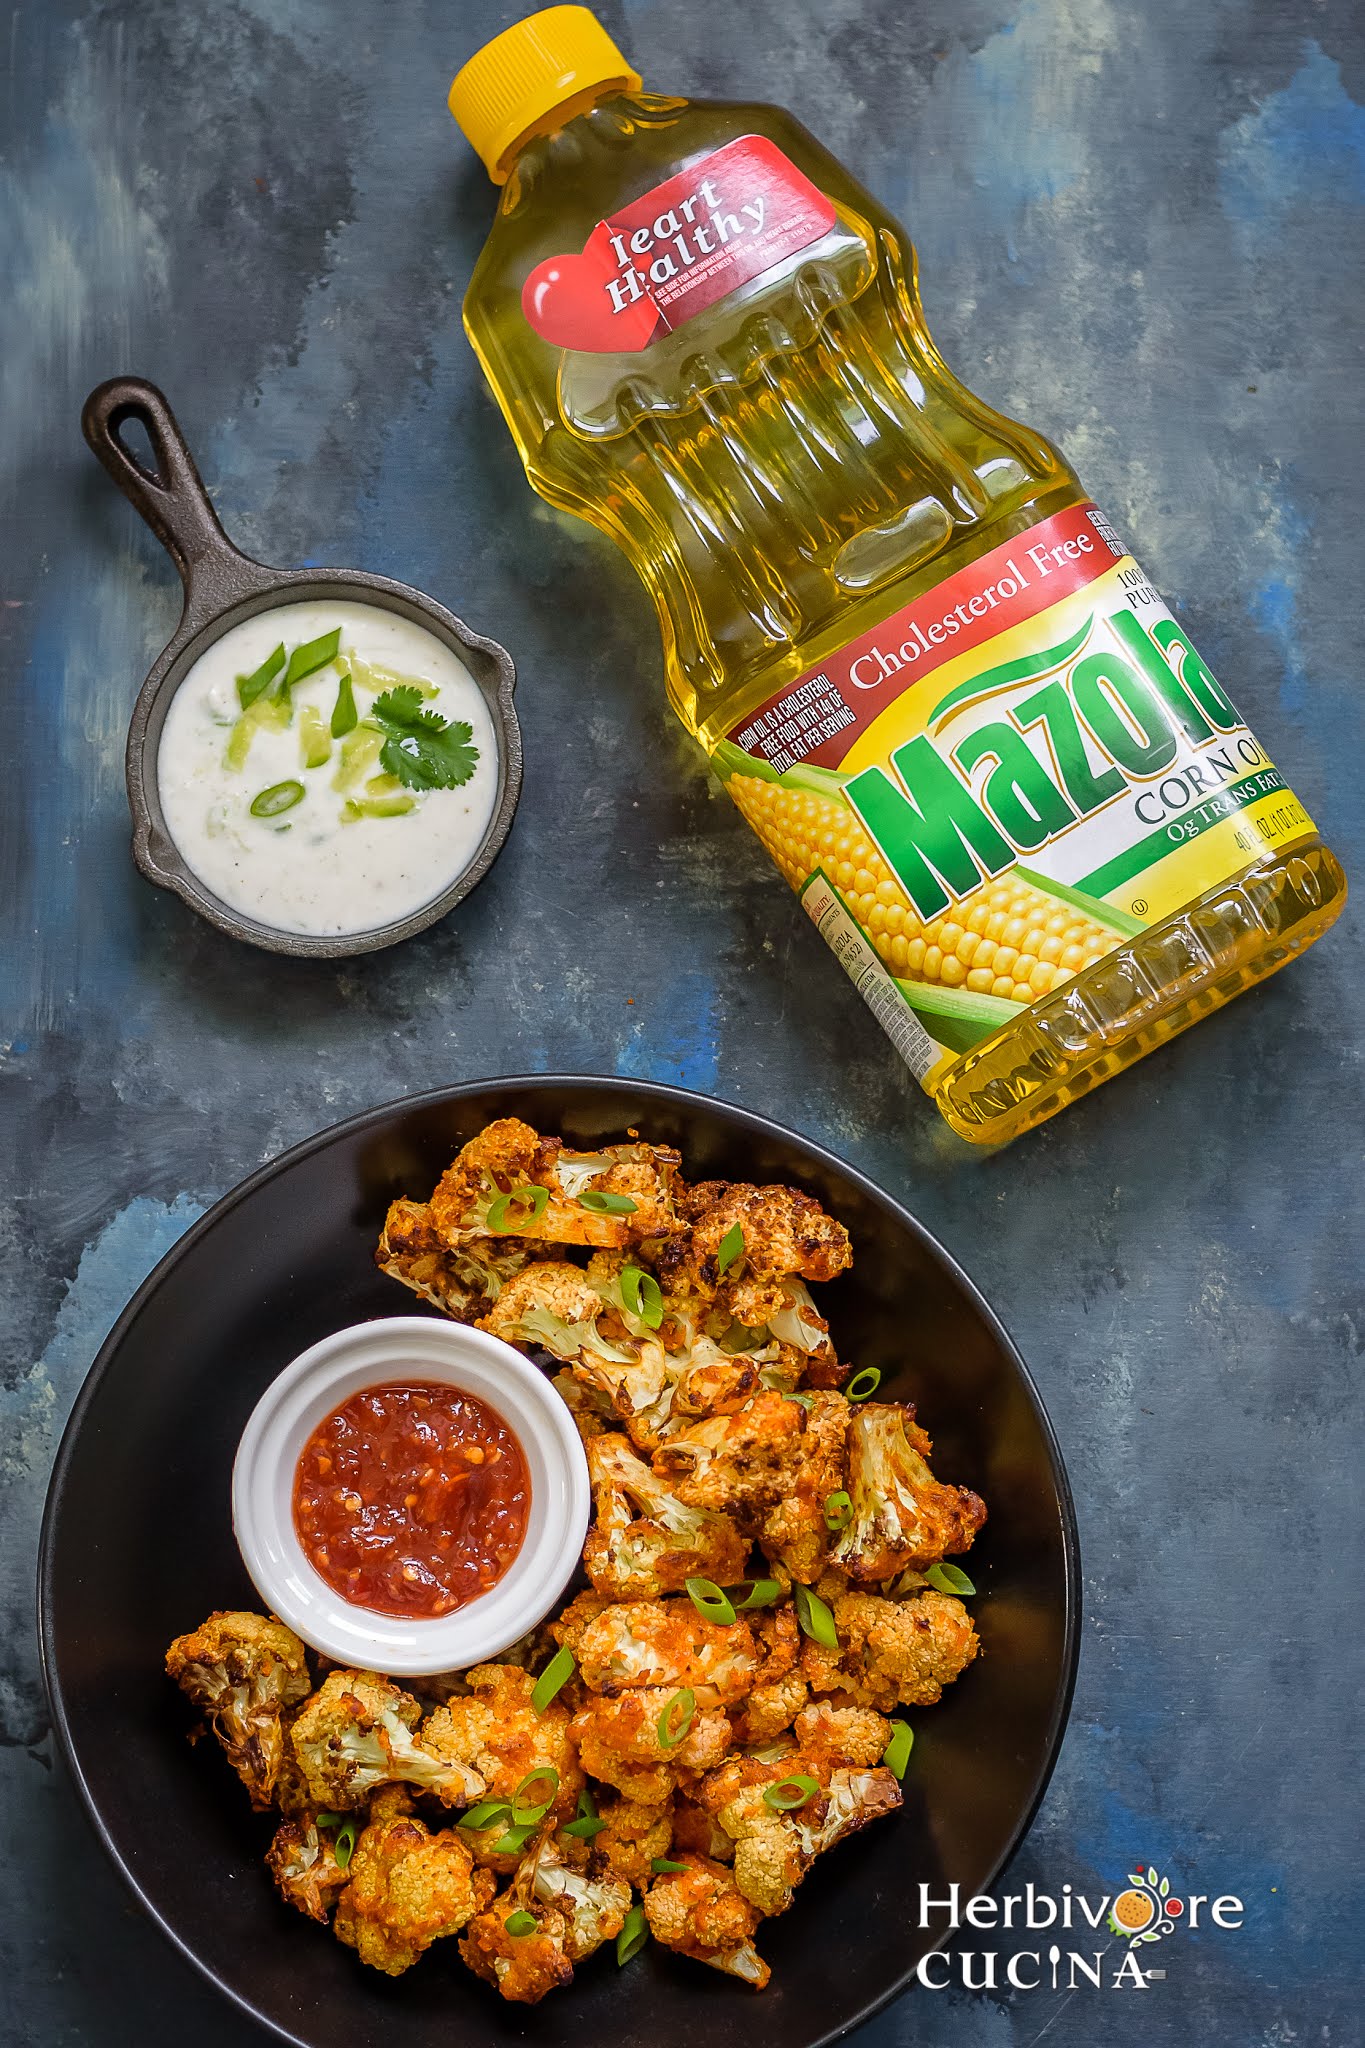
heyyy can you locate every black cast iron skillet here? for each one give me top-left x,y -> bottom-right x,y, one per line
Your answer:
39,1076 -> 1079,2048
82,378 -> 522,957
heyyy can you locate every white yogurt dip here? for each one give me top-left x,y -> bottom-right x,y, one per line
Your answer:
156,601 -> 500,937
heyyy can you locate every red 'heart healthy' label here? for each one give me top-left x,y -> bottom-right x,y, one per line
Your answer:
716,504 -> 1319,1087
521,135 -> 837,353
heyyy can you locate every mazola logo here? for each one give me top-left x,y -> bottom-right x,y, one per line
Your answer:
843,609 -> 1267,923
912,1864 -> 1244,1991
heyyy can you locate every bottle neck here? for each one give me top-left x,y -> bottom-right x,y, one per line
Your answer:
498,81 -> 637,183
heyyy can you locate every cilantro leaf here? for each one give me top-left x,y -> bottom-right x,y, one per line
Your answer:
370,688 -> 480,791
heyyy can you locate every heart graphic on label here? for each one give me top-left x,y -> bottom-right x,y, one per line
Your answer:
521,224 -> 662,353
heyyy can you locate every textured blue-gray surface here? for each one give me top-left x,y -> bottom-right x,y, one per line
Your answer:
2,0 -> 1362,2043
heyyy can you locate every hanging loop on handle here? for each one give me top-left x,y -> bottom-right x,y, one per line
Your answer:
81,377 -> 268,611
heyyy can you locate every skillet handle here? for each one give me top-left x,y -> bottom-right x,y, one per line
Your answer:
81,377 -> 268,611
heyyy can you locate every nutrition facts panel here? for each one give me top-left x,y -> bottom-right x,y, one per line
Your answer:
800,872 -> 939,1082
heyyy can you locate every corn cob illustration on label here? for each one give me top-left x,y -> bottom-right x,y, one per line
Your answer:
717,503 -> 1317,1089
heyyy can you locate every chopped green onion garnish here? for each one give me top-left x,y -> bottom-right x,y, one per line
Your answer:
716,1223 -> 744,1276
621,1265 -> 664,1329
925,1561 -> 976,1596
530,1643 -> 575,1713
562,1790 -> 605,1838
657,1687 -> 696,1749
278,626 -> 342,697
823,1490 -> 853,1531
616,1904 -> 649,1966
882,1720 -> 914,1778
794,1584 -> 839,1651
487,1183 -> 551,1235
785,1390 -> 815,1410
249,779 -> 305,818
650,1858 -> 687,1874
459,1800 -> 513,1834
236,644 -> 286,709
330,669 -> 358,737
684,1577 -> 737,1626
578,1189 -> 639,1215
299,705 -> 331,769
490,1821 -> 540,1857
562,1814 -> 607,1841
505,1910 -> 538,1937
315,1812 -> 357,1868
762,1775 -> 819,1811
845,1367 -> 882,1402
511,1765 -> 560,1823
728,1579 -> 783,1610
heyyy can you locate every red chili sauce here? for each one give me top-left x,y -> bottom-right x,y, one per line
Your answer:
293,1381 -> 529,1619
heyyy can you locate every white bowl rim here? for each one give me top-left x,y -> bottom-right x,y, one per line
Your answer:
231,1315 -> 590,1676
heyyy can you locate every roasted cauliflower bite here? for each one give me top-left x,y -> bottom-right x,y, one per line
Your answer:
830,1403 -> 987,1581
573,1598 -> 759,1708
421,1664 -> 583,1870
333,1786 -> 494,1975
569,1262 -> 764,1451
760,1390 -> 851,1580
528,1833 -> 631,1962
614,1346 -> 762,1455
583,1434 -> 749,1600
430,1120 -> 679,1250
375,1198 -> 543,1319
593,1792 -> 673,1887
458,1826 -> 631,2006
479,1266 -> 680,1443
266,1815 -> 350,1923
719,1766 -> 903,1917
643,1854 -> 770,1988
800,1587 -> 979,1711
290,1669 -> 486,1812
729,1603 -> 808,1744
577,1146 -> 681,1241
479,1260 -> 606,1351
791,1700 -> 893,1767
696,1700 -> 890,1821
680,1184 -> 852,1295
654,1390 -> 806,1514
461,1903 -> 576,2004
165,1610 -> 311,1809
571,1690 -> 733,1803
696,1703 -> 900,1916
719,1272 -> 845,1385
428,1118 -> 555,1237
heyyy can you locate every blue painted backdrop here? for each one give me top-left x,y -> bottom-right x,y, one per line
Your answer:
1,0 -> 1362,2042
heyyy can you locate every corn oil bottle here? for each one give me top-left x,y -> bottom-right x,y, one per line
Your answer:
449,6 -> 1346,1143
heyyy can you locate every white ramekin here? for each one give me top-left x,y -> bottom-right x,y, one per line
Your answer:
231,1316 -> 590,1676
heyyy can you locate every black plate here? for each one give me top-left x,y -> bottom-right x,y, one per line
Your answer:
38,1077 -> 1079,2048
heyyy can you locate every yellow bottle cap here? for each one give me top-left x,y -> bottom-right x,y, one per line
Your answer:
449,6 -> 642,184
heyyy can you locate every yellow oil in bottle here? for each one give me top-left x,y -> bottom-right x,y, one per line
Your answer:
451,7 -> 1345,1143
